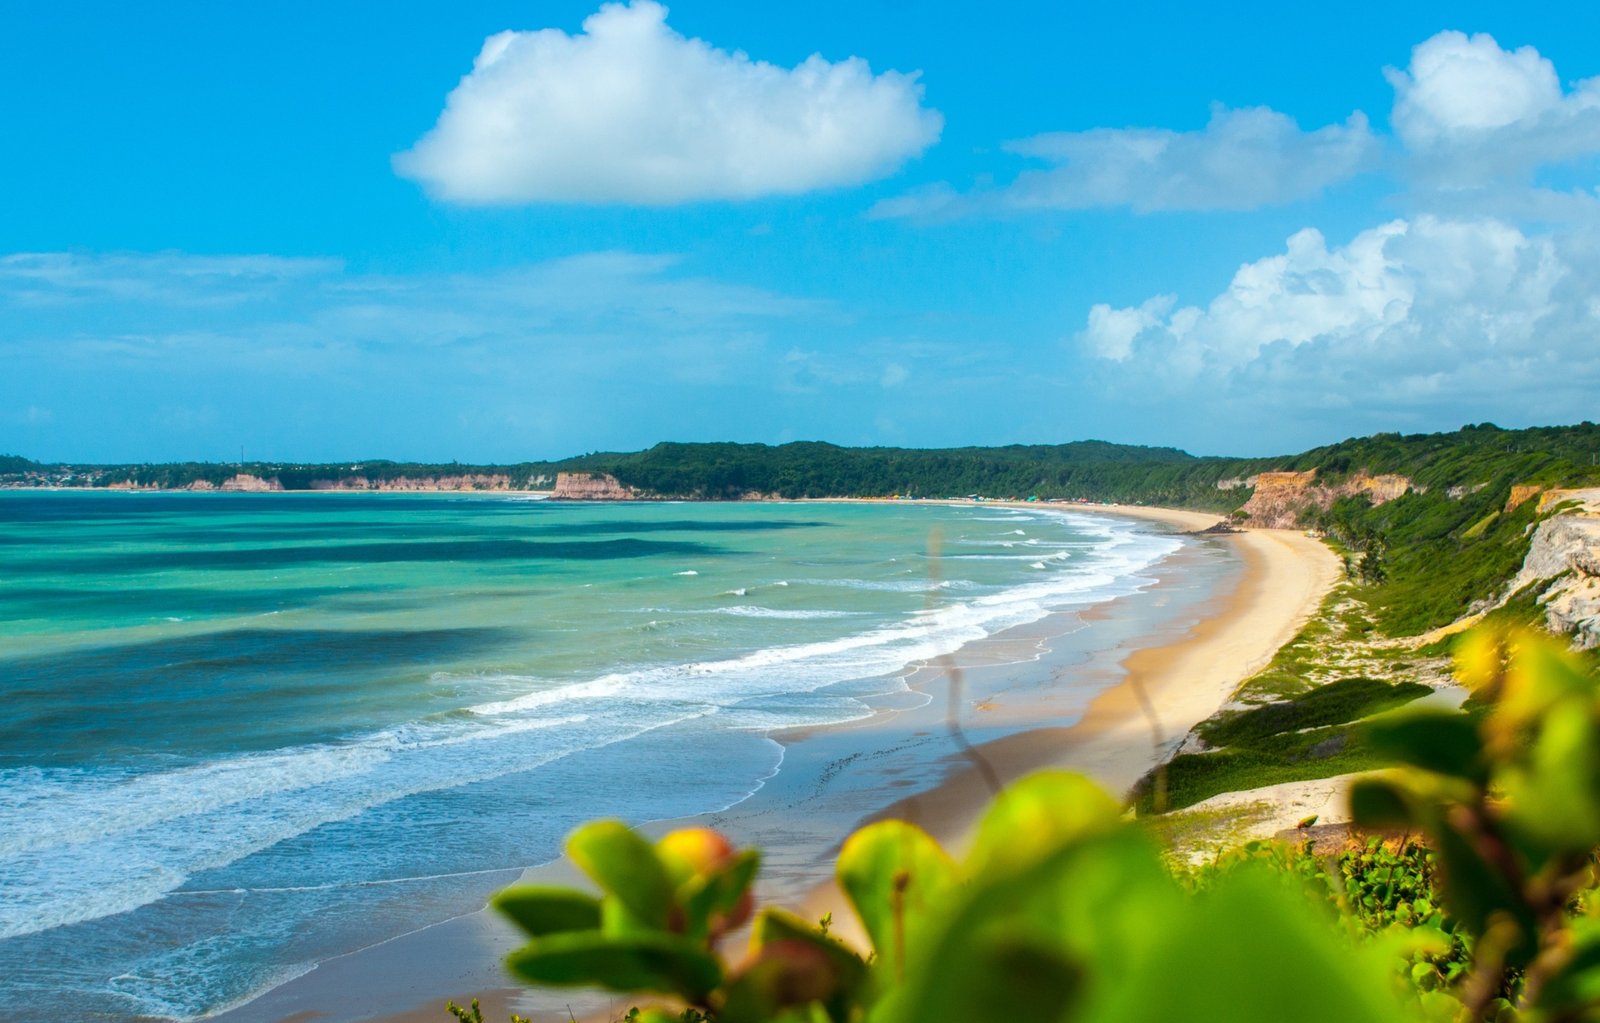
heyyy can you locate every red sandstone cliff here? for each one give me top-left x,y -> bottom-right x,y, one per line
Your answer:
550,472 -> 638,500
1238,470 -> 1417,529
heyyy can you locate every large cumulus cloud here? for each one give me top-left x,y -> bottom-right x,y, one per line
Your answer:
1077,216 -> 1599,430
394,1 -> 943,205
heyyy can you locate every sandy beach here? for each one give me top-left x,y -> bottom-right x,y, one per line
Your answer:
214,504 -> 1339,1023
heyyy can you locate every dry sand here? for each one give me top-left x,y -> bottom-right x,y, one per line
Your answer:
219,504 -> 1339,1023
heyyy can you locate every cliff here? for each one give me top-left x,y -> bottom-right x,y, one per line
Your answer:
1503,488 -> 1600,649
1238,470 -> 1416,529
550,472 -> 638,500
174,474 -> 282,492
218,474 -> 282,492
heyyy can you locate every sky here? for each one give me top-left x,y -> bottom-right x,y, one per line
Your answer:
4,1 -> 1599,462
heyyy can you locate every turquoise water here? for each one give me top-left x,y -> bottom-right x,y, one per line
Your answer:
0,492 -> 1182,1020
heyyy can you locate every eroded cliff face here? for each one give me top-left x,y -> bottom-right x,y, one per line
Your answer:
1506,488 -> 1600,649
550,472 -> 638,500
1237,470 -> 1417,529
218,474 -> 283,492
179,474 -> 282,492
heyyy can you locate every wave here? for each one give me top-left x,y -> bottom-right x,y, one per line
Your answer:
0,711 -> 598,939
708,606 -> 863,620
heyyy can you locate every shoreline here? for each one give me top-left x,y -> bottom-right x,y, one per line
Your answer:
817,517 -> 1333,852
207,502 -> 1337,1023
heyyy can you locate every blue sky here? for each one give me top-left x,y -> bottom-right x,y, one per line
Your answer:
4,1 -> 1599,462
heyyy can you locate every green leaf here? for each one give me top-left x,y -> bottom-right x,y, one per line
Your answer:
565,820 -> 675,931
505,931 -> 721,1001
883,830 -> 1172,1023
751,907 -> 869,994
1429,816 -> 1537,965
680,849 -> 760,941
1362,710 -> 1485,783
1537,923 -> 1600,1011
1095,868 -> 1411,1023
1347,777 -> 1416,829
492,886 -> 603,938
895,923 -> 1080,1023
835,820 -> 959,971
965,771 -> 1120,877
747,908 -> 869,1023
1504,702 -> 1600,852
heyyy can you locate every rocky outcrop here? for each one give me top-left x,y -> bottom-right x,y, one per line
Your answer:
216,474 -> 282,492
550,472 -> 638,500
1506,484 -> 1545,513
177,474 -> 282,492
1504,488 -> 1600,649
1237,470 -> 1417,529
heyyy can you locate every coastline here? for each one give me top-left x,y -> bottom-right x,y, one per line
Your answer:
210,504 -> 1338,1023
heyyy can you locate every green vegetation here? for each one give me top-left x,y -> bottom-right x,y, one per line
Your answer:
1183,836 -> 1471,993
1284,422 -> 1600,490
1312,481 -> 1549,636
1136,675 -> 1433,813
7,423 -> 1597,525
1200,677 -> 1433,747
459,627 -> 1600,1023
597,439 -> 1253,505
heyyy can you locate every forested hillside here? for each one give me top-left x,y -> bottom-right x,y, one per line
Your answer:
4,424 -> 1597,510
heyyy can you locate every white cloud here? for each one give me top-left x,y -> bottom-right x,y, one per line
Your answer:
0,252 -> 341,306
1082,295 -> 1178,361
1001,106 -> 1376,213
394,1 -> 942,205
1081,216 -> 1566,366
1075,216 -> 1599,426
875,106 -> 1375,218
1387,31 -> 1600,186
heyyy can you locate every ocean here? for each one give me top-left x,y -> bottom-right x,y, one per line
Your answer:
0,491 -> 1191,1021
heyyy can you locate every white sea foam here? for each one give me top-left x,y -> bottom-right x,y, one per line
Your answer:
709,606 -> 862,619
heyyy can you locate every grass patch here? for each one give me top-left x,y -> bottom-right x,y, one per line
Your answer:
1460,511 -> 1499,540
1199,677 -> 1432,748
1145,801 -> 1276,859
1139,736 -> 1392,813
1139,677 -> 1433,814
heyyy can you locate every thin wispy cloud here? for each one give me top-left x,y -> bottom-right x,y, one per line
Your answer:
875,106 -> 1377,218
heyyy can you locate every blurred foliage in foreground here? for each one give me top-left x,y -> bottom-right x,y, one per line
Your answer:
464,626 -> 1600,1022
